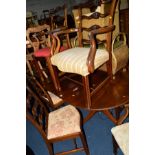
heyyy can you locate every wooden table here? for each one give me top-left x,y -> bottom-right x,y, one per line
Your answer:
50,69 -> 129,124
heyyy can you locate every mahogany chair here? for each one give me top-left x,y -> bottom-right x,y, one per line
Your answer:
26,84 -> 90,155
49,0 -> 119,109
26,24 -> 56,86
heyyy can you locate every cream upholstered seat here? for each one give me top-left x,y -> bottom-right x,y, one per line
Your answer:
111,122 -> 129,155
51,47 -> 109,76
47,91 -> 63,105
47,105 -> 81,139
49,0 -> 118,109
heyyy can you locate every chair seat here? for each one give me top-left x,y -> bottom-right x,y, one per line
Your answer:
51,47 -> 109,76
34,48 -> 51,57
111,122 -> 129,155
47,105 -> 81,140
47,91 -> 63,105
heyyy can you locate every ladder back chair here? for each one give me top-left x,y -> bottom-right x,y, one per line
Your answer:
26,84 -> 90,155
49,0 -> 119,109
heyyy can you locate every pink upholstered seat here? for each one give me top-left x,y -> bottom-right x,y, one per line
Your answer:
34,47 -> 51,57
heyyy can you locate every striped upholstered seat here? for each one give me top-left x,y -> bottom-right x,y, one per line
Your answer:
51,47 -> 109,76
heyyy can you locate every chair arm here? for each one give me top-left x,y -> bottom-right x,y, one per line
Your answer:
87,25 -> 115,73
50,28 -> 79,54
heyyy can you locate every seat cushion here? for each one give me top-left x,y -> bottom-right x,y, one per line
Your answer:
47,105 -> 81,140
111,123 -> 129,155
42,91 -> 63,105
51,47 -> 109,76
33,48 -> 51,57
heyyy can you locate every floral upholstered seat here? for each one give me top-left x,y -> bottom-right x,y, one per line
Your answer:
47,105 -> 81,139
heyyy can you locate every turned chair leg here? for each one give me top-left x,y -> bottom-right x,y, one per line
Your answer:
46,57 -> 62,92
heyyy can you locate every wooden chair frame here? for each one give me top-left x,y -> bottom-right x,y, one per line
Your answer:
26,24 -> 57,88
26,84 -> 90,155
49,0 -> 118,110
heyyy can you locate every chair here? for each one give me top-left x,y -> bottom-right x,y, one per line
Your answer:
111,104 -> 129,155
26,24 -> 55,86
27,74 -> 64,110
26,84 -> 90,155
49,0 -> 119,109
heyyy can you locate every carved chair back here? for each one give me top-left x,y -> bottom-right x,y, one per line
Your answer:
72,0 -> 119,47
26,24 -> 51,52
77,0 -> 118,46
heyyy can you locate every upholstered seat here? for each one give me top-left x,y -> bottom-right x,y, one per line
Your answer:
111,122 -> 129,155
51,47 -> 109,76
34,47 -> 51,57
45,91 -> 63,105
47,105 -> 81,139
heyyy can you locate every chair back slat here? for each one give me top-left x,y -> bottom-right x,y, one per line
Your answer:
27,75 -> 56,110
26,85 -> 49,138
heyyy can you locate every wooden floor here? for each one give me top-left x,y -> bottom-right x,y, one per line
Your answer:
49,69 -> 129,111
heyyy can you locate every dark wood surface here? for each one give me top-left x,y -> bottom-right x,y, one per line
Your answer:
50,69 -> 129,111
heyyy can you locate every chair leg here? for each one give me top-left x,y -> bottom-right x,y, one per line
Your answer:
31,57 -> 46,83
112,135 -> 118,155
46,57 -> 62,92
46,142 -> 54,155
73,138 -> 78,149
80,132 -> 90,155
102,110 -> 117,125
83,110 -> 97,124
82,76 -> 91,109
